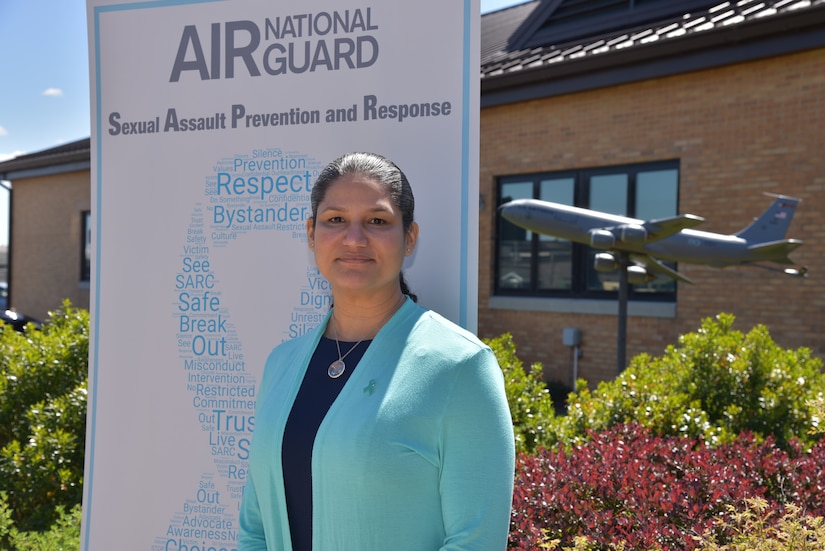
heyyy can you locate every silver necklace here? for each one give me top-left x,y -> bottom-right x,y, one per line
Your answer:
328,296 -> 404,379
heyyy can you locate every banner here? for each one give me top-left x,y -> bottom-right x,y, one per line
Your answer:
82,0 -> 479,549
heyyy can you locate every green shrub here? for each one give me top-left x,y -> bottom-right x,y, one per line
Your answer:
0,492 -> 81,551
553,313 -> 825,450
528,498 -> 825,550
0,301 -> 89,534
809,393 -> 825,436
486,333 -> 560,455
693,498 -> 825,551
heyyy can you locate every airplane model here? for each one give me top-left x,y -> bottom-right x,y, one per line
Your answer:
499,194 -> 806,284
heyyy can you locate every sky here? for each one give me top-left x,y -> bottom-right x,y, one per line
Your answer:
0,0 -> 527,245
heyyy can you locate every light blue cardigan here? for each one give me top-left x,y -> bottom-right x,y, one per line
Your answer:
238,297 -> 515,550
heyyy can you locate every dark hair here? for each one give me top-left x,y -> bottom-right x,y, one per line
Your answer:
311,152 -> 418,302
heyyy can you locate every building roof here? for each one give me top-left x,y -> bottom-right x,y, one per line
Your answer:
481,1 -> 540,66
481,0 -> 825,106
0,137 -> 90,180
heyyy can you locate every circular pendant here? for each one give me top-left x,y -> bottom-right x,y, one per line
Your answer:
328,359 -> 346,379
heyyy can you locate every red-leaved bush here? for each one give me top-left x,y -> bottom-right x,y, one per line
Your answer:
509,423 -> 825,550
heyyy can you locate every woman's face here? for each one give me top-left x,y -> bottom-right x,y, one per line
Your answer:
307,173 -> 417,299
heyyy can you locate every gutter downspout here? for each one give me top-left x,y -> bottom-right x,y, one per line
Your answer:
0,177 -> 11,310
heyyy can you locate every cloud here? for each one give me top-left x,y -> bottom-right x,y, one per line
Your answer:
0,126 -> 7,136
42,88 -> 64,97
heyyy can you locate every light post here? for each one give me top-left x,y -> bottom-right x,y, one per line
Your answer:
616,252 -> 629,374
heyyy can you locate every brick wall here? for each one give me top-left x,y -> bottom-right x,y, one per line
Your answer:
479,48 -> 825,386
11,170 -> 91,320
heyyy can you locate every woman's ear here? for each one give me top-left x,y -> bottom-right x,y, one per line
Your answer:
405,222 -> 419,256
306,218 -> 315,249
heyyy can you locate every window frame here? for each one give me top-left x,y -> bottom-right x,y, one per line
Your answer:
81,210 -> 91,283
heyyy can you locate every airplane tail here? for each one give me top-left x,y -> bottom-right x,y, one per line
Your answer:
735,195 -> 800,242
747,239 -> 803,265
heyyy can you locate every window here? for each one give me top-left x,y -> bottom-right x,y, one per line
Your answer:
81,211 -> 91,283
495,161 -> 679,301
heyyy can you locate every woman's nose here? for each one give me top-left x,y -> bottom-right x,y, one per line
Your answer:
342,223 -> 367,246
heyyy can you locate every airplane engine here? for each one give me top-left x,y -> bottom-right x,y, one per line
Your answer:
627,265 -> 651,285
594,254 -> 652,284
594,252 -> 618,272
620,224 -> 647,244
589,229 -> 615,249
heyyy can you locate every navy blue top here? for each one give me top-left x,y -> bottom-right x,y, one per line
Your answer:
281,336 -> 370,551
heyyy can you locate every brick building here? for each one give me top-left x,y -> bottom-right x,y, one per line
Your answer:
0,139 -> 91,320
477,0 -> 825,385
0,0 -> 823,386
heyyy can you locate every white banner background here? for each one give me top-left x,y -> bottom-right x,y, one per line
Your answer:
83,0 -> 479,549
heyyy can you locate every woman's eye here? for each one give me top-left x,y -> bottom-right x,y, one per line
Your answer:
369,218 -> 387,225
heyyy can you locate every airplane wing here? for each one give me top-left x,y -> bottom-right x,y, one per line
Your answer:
642,214 -> 705,242
630,253 -> 695,284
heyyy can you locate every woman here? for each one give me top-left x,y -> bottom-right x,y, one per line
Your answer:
238,152 -> 515,550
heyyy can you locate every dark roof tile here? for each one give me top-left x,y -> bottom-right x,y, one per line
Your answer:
0,137 -> 90,176
481,0 -> 825,80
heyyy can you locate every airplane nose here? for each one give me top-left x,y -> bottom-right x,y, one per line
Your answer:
499,204 -> 525,225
